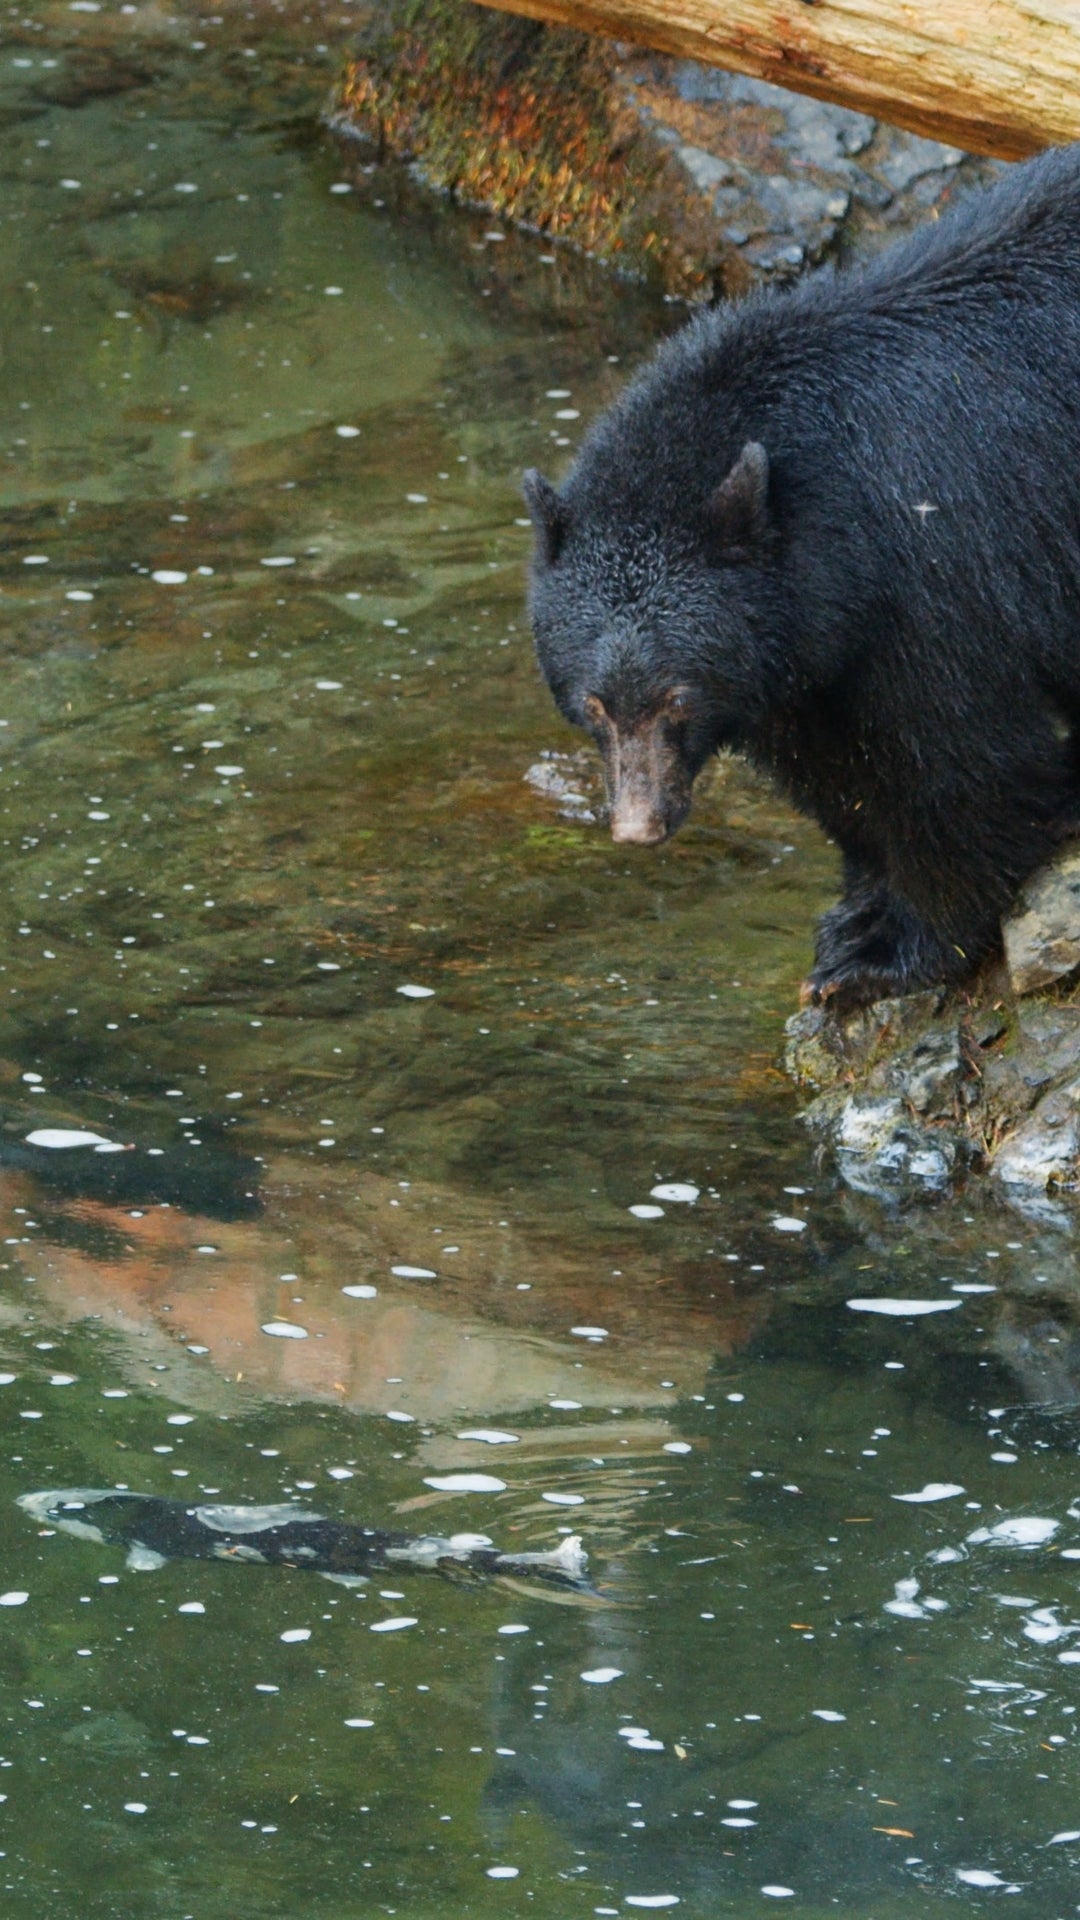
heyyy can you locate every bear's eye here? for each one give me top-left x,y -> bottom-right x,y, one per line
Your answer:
663,687 -> 694,721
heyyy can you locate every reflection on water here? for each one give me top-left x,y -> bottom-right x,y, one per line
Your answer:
2,7 -> 1080,1917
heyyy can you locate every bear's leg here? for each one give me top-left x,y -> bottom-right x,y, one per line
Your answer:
811,856 -> 887,981
806,886 -> 976,1010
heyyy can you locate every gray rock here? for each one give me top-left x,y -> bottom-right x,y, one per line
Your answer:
875,132 -> 965,193
992,1092 -> 1080,1190
671,62 -> 875,165
885,1029 -> 965,1116
1014,1003 -> 1080,1083
677,144 -> 733,195
1004,847 -> 1080,994
834,1094 -> 907,1155
834,1099 -> 958,1196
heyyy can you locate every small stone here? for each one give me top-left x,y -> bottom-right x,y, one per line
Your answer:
677,145 -> 732,195
875,132 -> 964,194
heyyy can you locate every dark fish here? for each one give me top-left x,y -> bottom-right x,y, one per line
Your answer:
17,1488 -> 590,1591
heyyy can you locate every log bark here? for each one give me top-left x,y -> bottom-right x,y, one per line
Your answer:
473,0 -> 1080,160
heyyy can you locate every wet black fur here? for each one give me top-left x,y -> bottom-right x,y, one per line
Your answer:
525,147 -> 1080,1002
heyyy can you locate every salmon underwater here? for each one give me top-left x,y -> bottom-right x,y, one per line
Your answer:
18,1489 -> 591,1591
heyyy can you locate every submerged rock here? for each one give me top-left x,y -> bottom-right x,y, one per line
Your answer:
784,844 -> 1080,1202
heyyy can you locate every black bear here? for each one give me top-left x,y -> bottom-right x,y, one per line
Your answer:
523,147 -> 1080,1007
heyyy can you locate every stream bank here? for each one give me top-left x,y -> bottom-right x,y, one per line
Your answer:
332,0 -> 1002,299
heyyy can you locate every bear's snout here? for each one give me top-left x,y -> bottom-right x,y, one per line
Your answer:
609,799 -> 669,846
598,711 -> 692,847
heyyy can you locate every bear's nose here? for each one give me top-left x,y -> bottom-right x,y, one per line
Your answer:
609,803 -> 667,846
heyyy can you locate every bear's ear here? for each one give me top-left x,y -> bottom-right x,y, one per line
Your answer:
707,442 -> 770,559
522,469 -> 568,566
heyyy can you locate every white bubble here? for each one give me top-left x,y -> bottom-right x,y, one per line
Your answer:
370,1616 -> 417,1633
280,1628 -> 311,1643
397,984 -> 435,999
0,1592 -> 28,1607
650,1183 -> 698,1203
26,1129 -> 114,1149
261,1322 -> 308,1340
424,1474 -> 506,1494
581,1667 -> 623,1684
629,1204 -> 664,1220
846,1297 -> 961,1316
343,1284 -> 378,1298
893,1483 -> 966,1504
151,570 -> 188,585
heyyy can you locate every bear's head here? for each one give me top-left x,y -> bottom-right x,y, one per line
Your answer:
522,440 -> 777,846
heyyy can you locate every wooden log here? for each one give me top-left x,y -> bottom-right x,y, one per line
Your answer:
473,0 -> 1080,160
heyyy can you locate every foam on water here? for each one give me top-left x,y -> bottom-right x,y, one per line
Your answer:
846,1298 -> 962,1316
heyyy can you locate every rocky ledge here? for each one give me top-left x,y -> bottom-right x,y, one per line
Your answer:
784,849 -> 1080,1203
332,1 -> 1002,300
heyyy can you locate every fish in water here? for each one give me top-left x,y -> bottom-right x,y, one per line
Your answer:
17,1488 -> 590,1591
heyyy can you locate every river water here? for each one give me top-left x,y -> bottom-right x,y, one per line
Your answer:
1,7 -> 1079,1917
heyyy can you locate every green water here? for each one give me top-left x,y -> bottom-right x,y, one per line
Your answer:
2,7 -> 1080,1917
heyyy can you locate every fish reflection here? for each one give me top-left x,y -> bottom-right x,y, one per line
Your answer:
18,1487 -> 591,1592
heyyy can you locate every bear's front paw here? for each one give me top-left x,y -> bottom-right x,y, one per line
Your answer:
800,963 -> 902,1014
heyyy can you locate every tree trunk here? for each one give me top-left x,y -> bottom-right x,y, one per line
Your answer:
474,0 -> 1080,160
